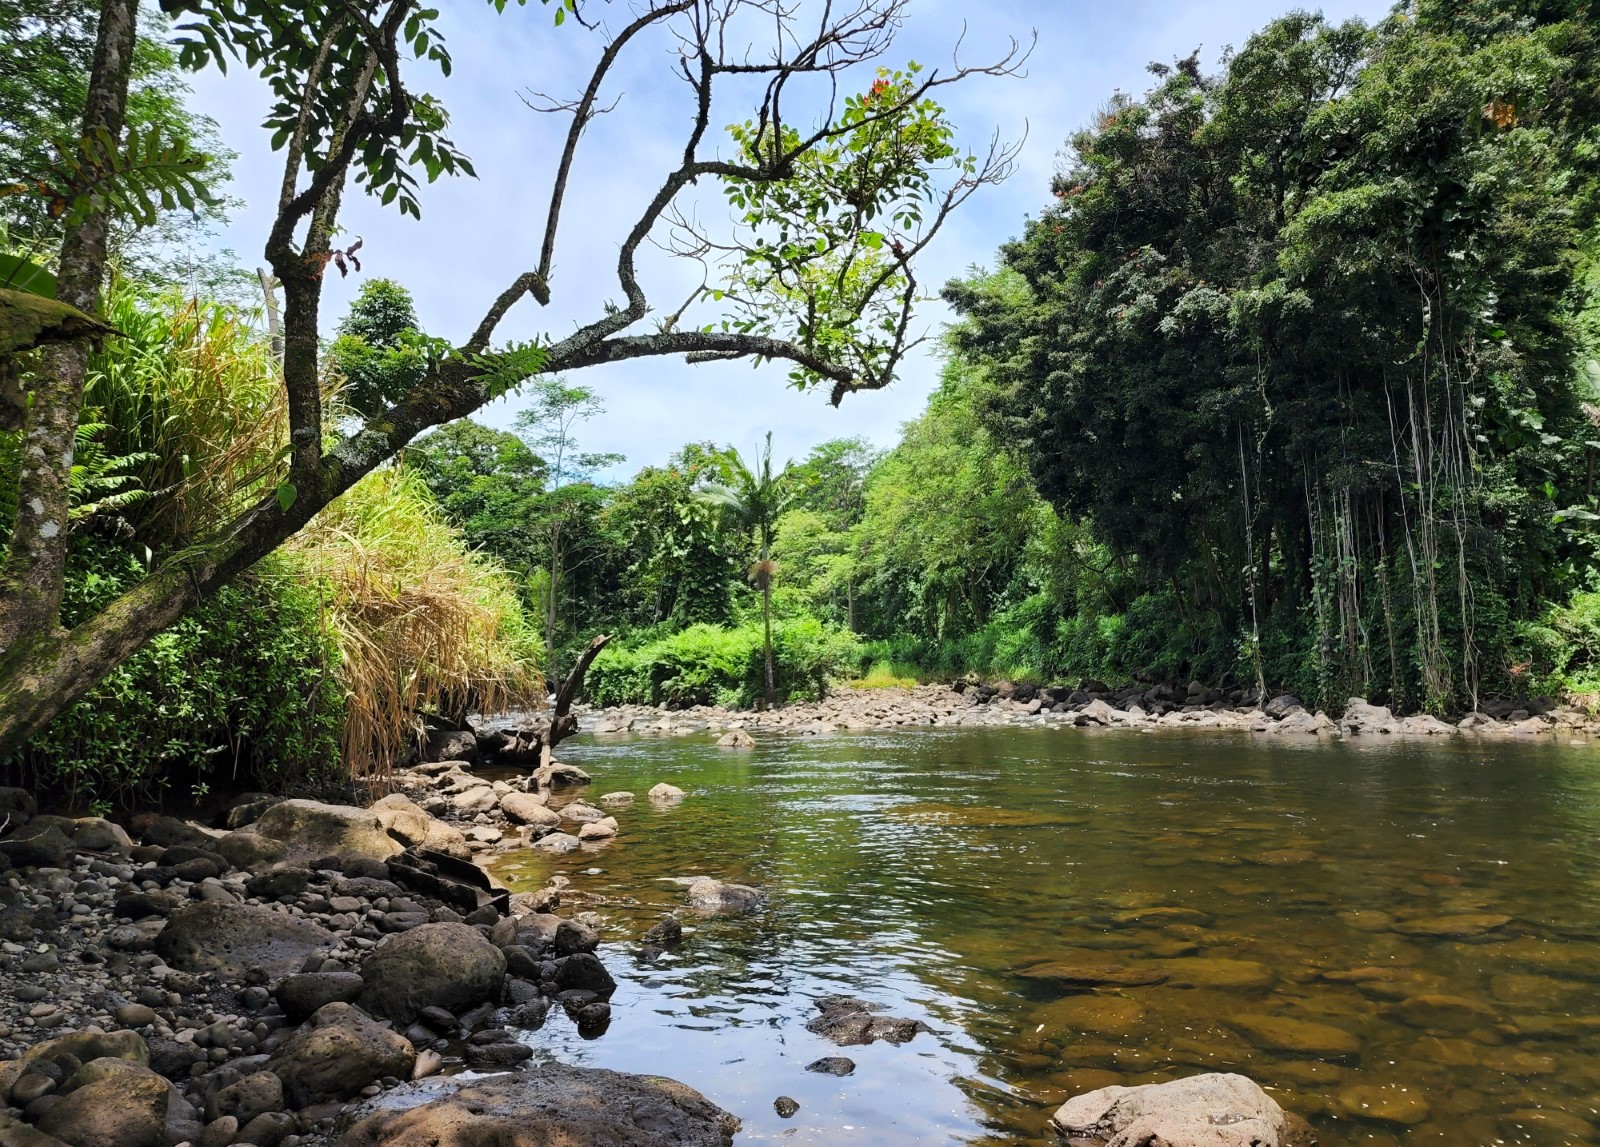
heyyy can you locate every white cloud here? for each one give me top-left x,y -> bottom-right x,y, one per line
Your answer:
188,0 -> 1391,477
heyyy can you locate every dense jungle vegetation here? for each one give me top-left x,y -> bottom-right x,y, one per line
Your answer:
2,0 -> 1598,804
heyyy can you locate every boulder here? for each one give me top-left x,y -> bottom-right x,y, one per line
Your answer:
21,1028 -> 148,1068
500,793 -> 560,828
648,783 -> 686,803
1051,1072 -> 1289,1147
370,794 -> 470,859
1263,694 -> 1302,719
340,1064 -> 739,1147
532,762 -> 591,789
0,786 -> 36,827
275,972 -> 365,1020
154,900 -> 337,979
136,815 -> 217,848
213,827 -> 289,870
424,728 -> 477,763
36,1064 -> 172,1147
1338,697 -> 1399,736
667,877 -> 764,914
70,818 -> 132,854
530,832 -> 580,853
804,997 -> 931,1046
0,824 -> 70,868
715,730 -> 755,749
205,1071 -> 284,1124
577,818 -> 618,841
358,922 -> 507,1024
252,800 -> 403,866
266,1003 -> 416,1106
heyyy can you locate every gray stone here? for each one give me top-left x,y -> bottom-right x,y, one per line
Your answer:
340,1063 -> 739,1147
251,799 -> 402,866
266,1002 -> 416,1106
358,922 -> 507,1024
275,972 -> 365,1020
153,900 -> 337,979
1051,1072 -> 1289,1147
0,824 -> 70,868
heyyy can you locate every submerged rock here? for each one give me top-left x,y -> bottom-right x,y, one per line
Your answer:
716,729 -> 755,748
662,876 -> 764,913
804,997 -> 932,1046
805,1057 -> 855,1076
1052,1072 -> 1290,1147
340,1063 -> 740,1146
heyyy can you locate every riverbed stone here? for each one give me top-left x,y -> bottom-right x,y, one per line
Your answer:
1229,1014 -> 1361,1058
275,971 -> 365,1019
648,782 -> 686,802
153,900 -> 337,979
1393,912 -> 1511,938
803,997 -> 931,1046
1336,1082 -> 1431,1127
1394,993 -> 1496,1031
35,1064 -> 171,1147
266,1002 -> 416,1106
357,922 -> 507,1024
340,1063 -> 740,1146
716,730 -> 755,748
1051,1072 -> 1289,1147
1015,955 -> 1168,988
1033,994 -> 1148,1038
1154,958 -> 1275,991
805,1057 -> 855,1076
252,799 -> 403,866
667,877 -> 764,913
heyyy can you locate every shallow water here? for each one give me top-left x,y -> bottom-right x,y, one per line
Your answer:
488,725 -> 1600,1145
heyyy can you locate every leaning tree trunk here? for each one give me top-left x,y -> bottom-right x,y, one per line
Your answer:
0,0 -> 138,657
762,577 -> 775,709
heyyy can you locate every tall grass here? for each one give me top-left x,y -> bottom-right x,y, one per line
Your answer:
289,467 -> 543,779
84,287 -> 286,547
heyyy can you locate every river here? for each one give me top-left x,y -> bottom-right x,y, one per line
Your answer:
488,724 -> 1600,1145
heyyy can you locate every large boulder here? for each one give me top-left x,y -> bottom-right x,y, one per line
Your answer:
0,823 -> 70,868
341,1064 -> 740,1147
154,900 -> 337,979
252,799 -> 403,866
665,877 -> 765,914
36,1063 -> 173,1147
266,1002 -> 415,1106
1338,697 -> 1399,736
0,786 -> 36,827
358,922 -> 507,1024
1052,1073 -> 1289,1147
370,794 -> 470,860
424,728 -> 477,763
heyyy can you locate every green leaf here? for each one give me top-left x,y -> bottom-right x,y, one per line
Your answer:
275,482 -> 298,512
0,254 -> 57,298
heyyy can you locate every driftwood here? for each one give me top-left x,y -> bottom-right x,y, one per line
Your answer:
476,634 -> 613,769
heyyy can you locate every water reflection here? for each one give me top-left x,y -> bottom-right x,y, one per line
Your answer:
490,727 -> 1600,1145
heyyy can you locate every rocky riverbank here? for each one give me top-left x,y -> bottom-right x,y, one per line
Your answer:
0,782 -> 738,1147
582,681 -> 1599,741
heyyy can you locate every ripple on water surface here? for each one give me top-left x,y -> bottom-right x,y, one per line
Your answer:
489,726 -> 1600,1146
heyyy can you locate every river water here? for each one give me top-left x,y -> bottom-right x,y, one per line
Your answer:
488,725 -> 1600,1145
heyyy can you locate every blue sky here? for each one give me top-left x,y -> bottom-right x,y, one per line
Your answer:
190,0 -> 1392,478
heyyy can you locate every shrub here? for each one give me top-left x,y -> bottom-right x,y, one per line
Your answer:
588,617 -> 862,708
4,536 -> 344,807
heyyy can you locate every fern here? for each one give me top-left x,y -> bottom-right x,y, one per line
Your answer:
0,124 -> 216,229
70,419 -> 157,528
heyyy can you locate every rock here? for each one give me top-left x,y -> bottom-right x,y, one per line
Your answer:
70,818 -> 132,854
647,782 -> 686,802
0,824 -> 70,868
266,1002 -> 416,1106
137,814 -> 216,848
36,1064 -> 171,1147
424,728 -> 477,763
774,1096 -> 799,1119
804,997 -> 930,1046
21,1028 -> 148,1068
716,730 -> 755,748
1339,697 -> 1399,735
371,795 -> 471,859
115,1004 -> 158,1027
1335,1082 -> 1431,1127
557,802 -> 606,824
341,1064 -> 740,1146
1032,994 -> 1147,1038
154,900 -> 337,979
275,972 -> 365,1020
577,818 -> 618,841
206,1071 -> 284,1124
1393,913 -> 1511,938
599,791 -> 635,806
554,953 -> 617,997
251,799 -> 403,866
500,793 -> 559,827
805,1057 -> 855,1076
1154,958 -> 1275,992
530,832 -> 581,853
449,785 -> 499,816
240,1111 -> 295,1147
1015,954 -> 1169,988
1051,1072 -> 1289,1147
358,922 -> 507,1024
1395,993 -> 1496,1031
1229,1014 -> 1361,1058
666,877 -> 764,913
0,786 -> 37,827
213,828 -> 289,870
1263,694 -> 1302,719
531,762 -> 591,789
245,866 -> 312,900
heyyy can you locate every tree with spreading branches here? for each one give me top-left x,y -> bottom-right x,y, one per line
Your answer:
0,0 -> 1025,757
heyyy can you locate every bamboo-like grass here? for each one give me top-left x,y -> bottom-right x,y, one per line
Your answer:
288,467 -> 544,780
79,288 -> 543,781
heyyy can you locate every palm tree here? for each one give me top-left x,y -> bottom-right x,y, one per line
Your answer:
698,432 -> 794,709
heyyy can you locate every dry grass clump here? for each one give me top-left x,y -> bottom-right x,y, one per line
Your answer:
288,467 -> 543,780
